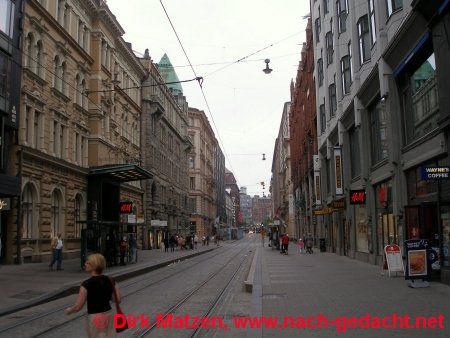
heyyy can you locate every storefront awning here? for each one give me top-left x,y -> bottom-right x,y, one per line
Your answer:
89,164 -> 153,182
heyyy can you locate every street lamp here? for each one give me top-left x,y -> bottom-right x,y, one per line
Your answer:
263,59 -> 272,74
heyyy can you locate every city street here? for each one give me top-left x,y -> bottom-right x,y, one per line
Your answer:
0,235 -> 448,337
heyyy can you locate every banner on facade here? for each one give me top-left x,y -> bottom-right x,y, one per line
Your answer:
313,155 -> 320,171
151,220 -> 168,227
334,147 -> 343,196
384,244 -> 404,277
350,190 -> 366,204
314,171 -> 321,205
421,166 -> 450,180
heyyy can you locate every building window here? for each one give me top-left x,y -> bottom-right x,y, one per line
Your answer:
323,0 -> 329,14
22,184 -> 35,239
74,194 -> 83,238
400,52 -> 439,144
51,190 -> 63,238
190,177 -> 196,189
369,98 -> 388,165
358,15 -> 371,64
368,0 -> 376,45
0,0 -> 15,39
329,82 -> 337,117
337,0 -> 348,33
0,51 -> 11,98
315,18 -> 321,43
340,55 -> 352,95
349,127 -> 361,177
325,31 -> 333,65
317,58 -> 324,87
320,103 -> 326,134
386,0 -> 402,17
189,156 -> 195,169
189,197 -> 196,213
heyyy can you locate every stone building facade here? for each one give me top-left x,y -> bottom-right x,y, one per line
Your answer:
187,107 -> 218,238
4,0 -> 147,263
252,195 -> 272,226
311,0 -> 450,283
140,52 -> 191,247
225,168 -> 240,226
289,17 -> 318,242
271,102 -> 295,237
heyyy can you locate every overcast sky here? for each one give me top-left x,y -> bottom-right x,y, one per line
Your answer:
107,0 -> 310,196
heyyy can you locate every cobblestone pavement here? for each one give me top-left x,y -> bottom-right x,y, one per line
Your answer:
259,244 -> 450,338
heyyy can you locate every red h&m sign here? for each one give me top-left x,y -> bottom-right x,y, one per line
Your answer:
120,202 -> 133,214
350,190 -> 366,204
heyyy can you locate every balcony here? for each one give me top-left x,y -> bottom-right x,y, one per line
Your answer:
144,94 -> 165,117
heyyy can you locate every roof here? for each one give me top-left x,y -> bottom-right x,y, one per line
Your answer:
89,164 -> 153,182
157,53 -> 183,95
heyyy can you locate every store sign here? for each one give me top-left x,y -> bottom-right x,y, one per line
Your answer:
120,201 -> 133,214
331,199 -> 345,210
334,147 -> 343,195
350,190 -> 366,204
0,198 -> 11,211
421,166 -> 450,180
314,207 -> 333,216
314,171 -> 321,205
405,239 -> 432,280
384,245 -> 404,277
151,220 -> 168,227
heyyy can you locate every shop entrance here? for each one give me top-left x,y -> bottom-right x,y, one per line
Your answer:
405,204 -> 440,247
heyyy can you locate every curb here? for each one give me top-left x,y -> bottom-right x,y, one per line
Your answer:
244,247 -> 259,293
0,247 -> 216,317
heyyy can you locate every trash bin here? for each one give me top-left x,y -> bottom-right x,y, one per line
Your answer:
319,238 -> 326,252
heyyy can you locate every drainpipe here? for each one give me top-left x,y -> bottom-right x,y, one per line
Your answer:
15,148 -> 22,264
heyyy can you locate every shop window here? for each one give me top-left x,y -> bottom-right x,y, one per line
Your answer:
74,194 -> 84,238
369,98 -> 388,165
400,53 -> 439,144
0,52 -> 11,100
22,184 -> 36,239
51,189 -> 64,237
375,181 -> 396,255
355,205 -> 368,253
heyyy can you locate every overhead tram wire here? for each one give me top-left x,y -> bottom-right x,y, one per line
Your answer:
204,31 -> 303,78
159,0 -> 239,182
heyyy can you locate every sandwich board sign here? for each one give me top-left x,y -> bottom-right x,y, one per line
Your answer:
384,244 -> 404,277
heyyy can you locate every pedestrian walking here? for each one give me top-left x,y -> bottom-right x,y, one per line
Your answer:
281,233 -> 289,255
169,234 -> 176,252
305,233 -> 313,254
297,238 -> 305,254
164,235 -> 169,253
49,233 -> 64,270
65,253 -> 121,337
202,236 -> 206,246
119,236 -> 127,265
194,234 -> 198,249
128,234 -> 137,263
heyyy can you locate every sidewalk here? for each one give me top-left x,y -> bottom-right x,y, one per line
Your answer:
251,244 -> 450,338
0,243 -> 224,316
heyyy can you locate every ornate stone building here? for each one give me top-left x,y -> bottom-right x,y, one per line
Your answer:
187,107 -> 218,237
140,52 -> 191,246
4,0 -> 148,263
271,102 -> 295,237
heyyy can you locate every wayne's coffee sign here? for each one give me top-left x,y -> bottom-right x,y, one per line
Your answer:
120,201 -> 133,214
350,190 -> 366,204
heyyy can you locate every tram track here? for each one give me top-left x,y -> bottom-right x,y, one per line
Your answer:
134,241 -> 253,338
0,241 -> 243,338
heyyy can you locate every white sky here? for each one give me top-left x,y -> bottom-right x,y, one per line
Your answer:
107,0 -> 310,195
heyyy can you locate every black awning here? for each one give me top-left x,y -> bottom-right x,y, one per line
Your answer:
0,174 -> 20,196
89,164 -> 153,182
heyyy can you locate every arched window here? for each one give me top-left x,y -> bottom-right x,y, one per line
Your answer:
26,33 -> 34,69
51,189 -> 64,237
74,194 -> 84,238
22,184 -> 35,239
